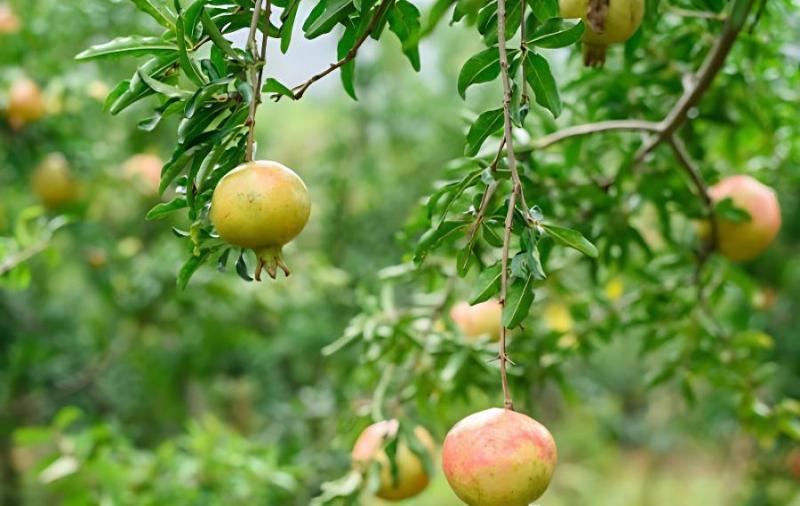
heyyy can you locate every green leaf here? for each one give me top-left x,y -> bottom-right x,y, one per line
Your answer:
137,70 -> 194,98
529,0 -> 558,22
177,250 -> 210,289
457,47 -> 500,99
465,108 -> 504,157
414,220 -> 470,264
131,0 -> 177,29
502,274 -> 535,328
160,146 -> 200,195
175,11 -> 206,86
715,197 -> 752,223
542,223 -> 599,258
263,78 -> 296,100
75,36 -> 177,60
469,262 -> 502,304
280,0 -> 301,53
236,251 -> 253,282
337,22 -> 359,99
528,18 -> 585,49
145,198 -> 188,220
388,0 -> 422,71
201,9 -> 239,60
303,0 -> 355,38
523,52 -> 561,118
108,55 -> 179,114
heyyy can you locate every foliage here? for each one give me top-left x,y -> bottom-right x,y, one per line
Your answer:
1,0 -> 800,504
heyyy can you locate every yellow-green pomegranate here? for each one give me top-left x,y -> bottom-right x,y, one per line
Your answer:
560,0 -> 644,67
351,420 -> 437,501
31,153 -> 80,209
210,160 -> 311,280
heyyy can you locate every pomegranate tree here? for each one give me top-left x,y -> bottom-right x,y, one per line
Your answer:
442,408 -> 557,505
707,175 -> 781,261
351,420 -> 436,501
210,160 -> 311,281
560,0 -> 645,66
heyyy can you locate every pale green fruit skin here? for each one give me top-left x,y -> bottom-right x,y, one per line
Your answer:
442,408 -> 557,506
708,175 -> 781,261
559,0 -> 644,46
450,299 -> 502,342
210,160 -> 311,251
351,420 -> 437,501
31,153 -> 79,209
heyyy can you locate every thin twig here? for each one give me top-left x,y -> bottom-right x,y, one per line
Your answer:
667,6 -> 726,21
245,0 -> 266,161
516,120 -> 660,154
668,135 -> 717,303
496,0 -> 520,411
467,139 -> 506,244
278,0 -> 393,101
0,239 -> 50,276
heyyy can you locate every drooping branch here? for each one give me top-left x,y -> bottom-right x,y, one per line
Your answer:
668,135 -> 718,300
245,0 -> 267,161
495,0 -> 523,411
276,0 -> 393,101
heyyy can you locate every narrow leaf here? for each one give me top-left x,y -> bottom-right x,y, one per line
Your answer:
542,223 -> 599,258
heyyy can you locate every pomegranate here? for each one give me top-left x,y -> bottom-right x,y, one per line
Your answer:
560,0 -> 644,67
6,77 -> 46,129
210,160 -> 310,280
31,153 -> 79,209
122,153 -> 163,195
0,4 -> 20,34
442,408 -> 557,506
706,175 -> 780,261
351,420 -> 436,501
450,299 -> 502,342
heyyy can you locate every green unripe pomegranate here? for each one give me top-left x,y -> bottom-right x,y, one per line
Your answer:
705,175 -> 781,261
31,153 -> 80,209
560,0 -> 644,67
210,160 -> 311,280
442,408 -> 557,506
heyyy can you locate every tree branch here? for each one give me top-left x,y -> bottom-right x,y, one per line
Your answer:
496,0 -> 520,411
0,239 -> 50,276
277,0 -> 393,101
516,119 -> 660,154
245,0 -> 267,161
668,135 -> 717,302
634,0 -> 756,163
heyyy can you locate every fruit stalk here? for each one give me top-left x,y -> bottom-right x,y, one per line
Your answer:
495,0 -> 523,411
245,0 -> 271,162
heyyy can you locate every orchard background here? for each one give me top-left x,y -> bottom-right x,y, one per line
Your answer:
1,0 -> 799,504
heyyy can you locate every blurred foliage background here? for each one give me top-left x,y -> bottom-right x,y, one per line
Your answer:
1,0 -> 799,505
